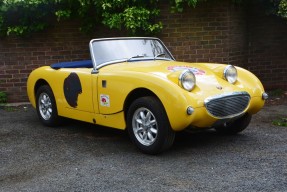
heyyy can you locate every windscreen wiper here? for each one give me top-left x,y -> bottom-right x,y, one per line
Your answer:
127,55 -> 145,62
154,53 -> 166,59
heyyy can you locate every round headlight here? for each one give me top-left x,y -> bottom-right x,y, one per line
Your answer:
179,70 -> 196,91
224,65 -> 237,84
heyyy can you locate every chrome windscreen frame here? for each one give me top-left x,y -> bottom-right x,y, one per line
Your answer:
89,37 -> 175,73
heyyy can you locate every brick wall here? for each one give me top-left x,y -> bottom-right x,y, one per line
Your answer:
159,1 -> 247,66
247,3 -> 287,90
0,0 -> 286,103
0,23 -> 125,102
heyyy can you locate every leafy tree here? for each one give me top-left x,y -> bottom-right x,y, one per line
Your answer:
0,0 -> 53,36
101,0 -> 162,35
270,0 -> 287,19
0,0 -> 162,36
0,0 -> 286,37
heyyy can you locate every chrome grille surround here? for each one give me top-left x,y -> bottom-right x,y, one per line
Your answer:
204,91 -> 251,119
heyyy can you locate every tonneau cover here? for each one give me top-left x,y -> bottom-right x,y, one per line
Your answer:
50,60 -> 93,69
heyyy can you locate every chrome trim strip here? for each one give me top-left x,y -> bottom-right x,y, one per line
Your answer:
89,39 -> 98,73
96,58 -> 173,70
204,91 -> 249,103
97,59 -> 128,69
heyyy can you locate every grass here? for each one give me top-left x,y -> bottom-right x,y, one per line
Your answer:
272,117 -> 287,127
0,91 -> 7,104
0,91 -> 23,111
3,106 -> 18,112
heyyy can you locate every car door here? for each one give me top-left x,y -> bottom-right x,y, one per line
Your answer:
57,68 -> 96,113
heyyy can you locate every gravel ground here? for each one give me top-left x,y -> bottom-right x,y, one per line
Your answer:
0,103 -> 286,192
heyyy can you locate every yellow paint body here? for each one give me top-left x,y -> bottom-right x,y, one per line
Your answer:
27,61 -> 266,131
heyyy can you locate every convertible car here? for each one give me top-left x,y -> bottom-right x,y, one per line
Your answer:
27,37 -> 268,154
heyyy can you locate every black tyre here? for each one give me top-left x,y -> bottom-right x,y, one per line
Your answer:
127,96 -> 175,154
36,85 -> 61,126
215,113 -> 252,135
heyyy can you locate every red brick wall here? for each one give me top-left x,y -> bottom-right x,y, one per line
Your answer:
159,1 -> 247,66
0,23 -> 125,102
247,4 -> 287,90
0,0 -> 286,103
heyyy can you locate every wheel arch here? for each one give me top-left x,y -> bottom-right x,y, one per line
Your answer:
30,79 -> 51,107
123,88 -> 163,120
35,79 -> 51,97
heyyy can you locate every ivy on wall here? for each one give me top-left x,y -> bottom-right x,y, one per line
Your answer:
0,0 -> 163,37
0,0 -> 286,37
271,0 -> 287,19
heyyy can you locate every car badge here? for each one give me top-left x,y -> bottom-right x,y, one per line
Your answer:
216,85 -> 223,90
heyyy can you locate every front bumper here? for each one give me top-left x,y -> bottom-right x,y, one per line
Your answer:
181,93 -> 266,130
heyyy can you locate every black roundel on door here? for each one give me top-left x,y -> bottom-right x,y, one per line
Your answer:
63,72 -> 82,108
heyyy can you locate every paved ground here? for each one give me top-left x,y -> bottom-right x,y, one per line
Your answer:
0,103 -> 286,192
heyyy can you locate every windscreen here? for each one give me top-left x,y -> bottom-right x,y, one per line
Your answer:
90,38 -> 173,66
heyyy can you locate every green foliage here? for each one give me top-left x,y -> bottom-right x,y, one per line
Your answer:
272,117 -> 287,127
0,0 -> 286,37
0,91 -> 7,104
101,1 -> 162,35
0,0 -> 162,36
170,0 -> 200,13
169,0 -> 241,13
258,0 -> 287,19
170,0 -> 287,21
278,0 -> 287,18
55,10 -> 72,21
0,0 -> 53,36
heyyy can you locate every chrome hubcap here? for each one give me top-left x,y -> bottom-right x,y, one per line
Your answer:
132,107 -> 158,146
38,93 -> 52,120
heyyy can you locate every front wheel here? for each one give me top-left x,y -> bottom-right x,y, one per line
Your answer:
127,96 -> 175,154
36,85 -> 61,127
215,113 -> 252,134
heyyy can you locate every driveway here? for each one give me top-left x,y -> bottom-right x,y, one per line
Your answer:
0,103 -> 286,192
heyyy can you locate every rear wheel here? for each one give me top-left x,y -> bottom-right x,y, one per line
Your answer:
36,85 -> 61,126
127,96 -> 175,154
215,113 -> 252,134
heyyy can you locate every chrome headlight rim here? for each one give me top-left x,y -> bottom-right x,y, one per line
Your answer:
224,65 -> 237,84
179,70 -> 196,91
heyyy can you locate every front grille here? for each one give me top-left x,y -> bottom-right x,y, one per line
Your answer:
204,92 -> 250,118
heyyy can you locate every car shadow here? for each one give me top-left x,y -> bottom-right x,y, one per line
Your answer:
169,129 -> 251,154
58,117 -> 129,139
54,118 -> 251,155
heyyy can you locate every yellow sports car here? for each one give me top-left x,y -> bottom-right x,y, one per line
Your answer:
27,37 -> 268,154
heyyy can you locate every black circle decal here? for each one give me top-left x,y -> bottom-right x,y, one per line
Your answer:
63,72 -> 82,108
